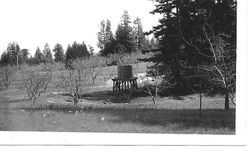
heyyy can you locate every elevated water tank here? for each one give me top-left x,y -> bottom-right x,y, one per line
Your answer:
117,65 -> 132,79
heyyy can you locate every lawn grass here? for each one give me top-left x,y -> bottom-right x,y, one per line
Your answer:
0,63 -> 235,134
0,91 -> 235,134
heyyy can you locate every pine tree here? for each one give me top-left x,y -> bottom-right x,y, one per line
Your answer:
115,10 -> 135,53
144,0 -> 236,94
105,20 -> 113,42
27,55 -> 35,66
97,20 -> 107,49
20,49 -> 29,64
99,37 -> 118,56
0,51 -> 9,66
65,41 -> 90,67
43,43 -> 53,63
133,17 -> 146,52
53,43 -> 65,63
6,43 -> 16,65
121,10 -> 131,28
65,45 -> 73,67
15,44 -> 21,68
3,42 -> 21,66
97,20 -> 114,50
34,47 -> 45,64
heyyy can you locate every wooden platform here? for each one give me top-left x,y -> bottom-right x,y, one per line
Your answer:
112,77 -> 138,93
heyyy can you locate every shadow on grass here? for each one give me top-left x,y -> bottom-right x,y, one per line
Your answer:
106,108 -> 235,131
4,98 -> 30,104
18,104 -> 235,133
84,90 -> 150,104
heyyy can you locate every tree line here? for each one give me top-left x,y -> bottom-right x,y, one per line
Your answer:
97,10 -> 158,56
0,10 -> 157,67
0,41 -> 90,67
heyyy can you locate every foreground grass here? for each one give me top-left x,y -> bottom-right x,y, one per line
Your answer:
0,95 -> 235,134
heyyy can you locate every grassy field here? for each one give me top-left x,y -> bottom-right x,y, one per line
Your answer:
0,63 -> 235,134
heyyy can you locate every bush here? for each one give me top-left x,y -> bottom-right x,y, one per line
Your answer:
0,66 -> 15,89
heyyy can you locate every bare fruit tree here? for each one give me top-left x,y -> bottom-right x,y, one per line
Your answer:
88,56 -> 106,85
182,22 -> 236,109
140,64 -> 175,104
0,66 -> 15,89
56,58 -> 91,106
21,69 -> 52,105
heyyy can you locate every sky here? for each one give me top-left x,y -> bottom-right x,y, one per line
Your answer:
0,0 -> 160,56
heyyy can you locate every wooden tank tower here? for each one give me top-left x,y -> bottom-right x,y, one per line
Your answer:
112,65 -> 138,93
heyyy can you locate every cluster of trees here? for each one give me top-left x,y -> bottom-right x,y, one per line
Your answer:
0,41 -> 92,67
32,43 -> 54,65
144,0 -> 236,109
0,42 -> 66,66
97,10 -> 158,56
0,42 -> 28,67
0,10 -> 156,68
65,42 -> 90,67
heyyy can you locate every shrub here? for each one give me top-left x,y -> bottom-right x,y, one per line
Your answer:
0,66 -> 15,89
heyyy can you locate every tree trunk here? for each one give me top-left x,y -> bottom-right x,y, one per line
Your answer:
152,96 -> 156,105
199,92 -> 202,118
225,91 -> 230,110
155,87 -> 158,98
199,80 -> 202,118
16,54 -> 19,70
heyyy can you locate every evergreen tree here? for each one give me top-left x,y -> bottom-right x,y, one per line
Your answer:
133,17 -> 146,52
0,51 -> 9,66
97,20 -> 114,50
121,10 -> 131,28
65,41 -> 90,67
15,44 -> 21,67
27,55 -> 35,66
2,42 -> 21,66
0,44 -> 31,66
65,45 -> 73,66
20,49 -> 29,64
53,43 -> 65,63
43,43 -> 53,63
99,37 -> 118,56
145,0 -> 236,94
105,20 -> 113,42
97,20 -> 107,49
115,10 -> 135,53
72,41 -> 90,58
34,47 -> 45,64
0,42 -> 26,67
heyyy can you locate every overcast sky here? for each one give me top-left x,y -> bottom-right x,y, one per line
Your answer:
0,0 -> 160,56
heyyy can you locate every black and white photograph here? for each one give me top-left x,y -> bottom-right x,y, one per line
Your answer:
0,0 -> 248,151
